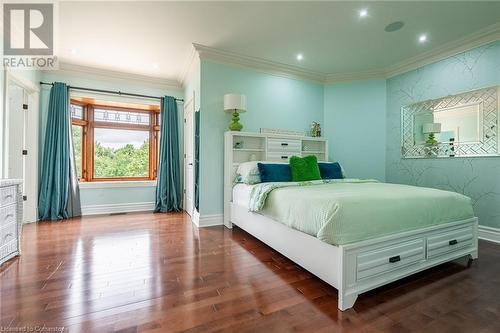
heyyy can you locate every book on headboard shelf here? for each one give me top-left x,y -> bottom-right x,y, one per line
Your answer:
259,128 -> 304,136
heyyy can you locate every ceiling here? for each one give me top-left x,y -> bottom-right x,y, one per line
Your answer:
58,1 -> 500,84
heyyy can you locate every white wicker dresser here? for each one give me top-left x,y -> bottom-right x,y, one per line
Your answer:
0,179 -> 23,267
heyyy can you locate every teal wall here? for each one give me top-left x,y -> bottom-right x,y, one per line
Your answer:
39,71 -> 183,208
199,61 -> 324,215
324,79 -> 386,181
386,41 -> 500,228
78,185 -> 156,207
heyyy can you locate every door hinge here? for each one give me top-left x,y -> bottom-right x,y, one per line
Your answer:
22,149 -> 28,155
23,195 -> 27,201
184,118 -> 186,123
23,104 -> 28,110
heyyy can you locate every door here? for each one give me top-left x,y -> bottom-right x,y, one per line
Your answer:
6,79 -> 38,223
7,82 -> 25,182
183,98 -> 195,216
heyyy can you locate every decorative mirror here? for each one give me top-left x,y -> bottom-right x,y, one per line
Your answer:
401,86 -> 499,158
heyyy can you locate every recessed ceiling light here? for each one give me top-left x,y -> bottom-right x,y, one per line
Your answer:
70,48 -> 77,55
152,63 -> 159,69
418,34 -> 428,43
296,53 -> 303,61
359,9 -> 368,18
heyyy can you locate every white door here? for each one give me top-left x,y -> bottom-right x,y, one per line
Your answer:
7,83 -> 25,182
7,81 -> 38,223
183,98 -> 195,216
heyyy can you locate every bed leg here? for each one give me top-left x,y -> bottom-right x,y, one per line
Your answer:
467,252 -> 477,268
469,250 -> 478,260
338,293 -> 358,311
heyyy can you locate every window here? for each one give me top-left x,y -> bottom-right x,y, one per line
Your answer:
71,125 -> 83,178
71,100 -> 159,181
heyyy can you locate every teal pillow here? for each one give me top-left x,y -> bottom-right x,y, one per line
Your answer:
289,155 -> 321,182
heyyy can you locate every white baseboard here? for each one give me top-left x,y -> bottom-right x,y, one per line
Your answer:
197,213 -> 223,227
81,202 -> 155,216
478,225 -> 500,244
191,209 -> 200,227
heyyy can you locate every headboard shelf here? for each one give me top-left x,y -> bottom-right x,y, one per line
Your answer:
224,131 -> 328,228
302,150 -> 325,154
233,148 -> 265,152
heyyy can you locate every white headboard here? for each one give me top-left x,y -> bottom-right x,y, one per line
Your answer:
223,131 -> 328,228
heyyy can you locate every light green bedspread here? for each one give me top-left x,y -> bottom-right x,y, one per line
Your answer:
248,180 -> 474,245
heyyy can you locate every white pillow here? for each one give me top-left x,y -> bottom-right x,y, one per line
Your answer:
235,161 -> 286,185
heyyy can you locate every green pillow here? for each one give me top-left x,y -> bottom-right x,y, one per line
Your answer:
289,155 -> 321,182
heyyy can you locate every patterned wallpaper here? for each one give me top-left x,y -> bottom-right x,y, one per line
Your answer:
386,41 -> 500,228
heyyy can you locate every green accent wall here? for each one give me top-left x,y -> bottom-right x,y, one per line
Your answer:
199,60 -> 324,215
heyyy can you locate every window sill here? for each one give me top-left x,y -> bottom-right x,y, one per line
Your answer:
79,180 -> 157,189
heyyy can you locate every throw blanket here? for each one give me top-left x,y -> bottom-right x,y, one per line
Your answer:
248,180 -> 474,245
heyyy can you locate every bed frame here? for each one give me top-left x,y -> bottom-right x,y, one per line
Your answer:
223,131 -> 478,310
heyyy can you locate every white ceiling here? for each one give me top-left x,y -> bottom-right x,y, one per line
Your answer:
58,1 -> 500,83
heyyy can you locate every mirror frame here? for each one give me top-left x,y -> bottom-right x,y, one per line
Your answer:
401,86 -> 500,159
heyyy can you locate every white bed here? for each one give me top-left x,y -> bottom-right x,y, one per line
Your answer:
224,132 -> 478,311
232,184 -> 254,209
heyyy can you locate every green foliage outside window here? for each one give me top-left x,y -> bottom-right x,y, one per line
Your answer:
94,140 -> 150,178
71,125 -> 150,179
72,125 -> 82,178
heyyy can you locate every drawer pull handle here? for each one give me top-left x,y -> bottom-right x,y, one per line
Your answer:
3,194 -> 13,199
5,213 -> 14,219
281,156 -> 288,159
449,239 -> 458,245
281,143 -> 289,146
389,255 -> 401,263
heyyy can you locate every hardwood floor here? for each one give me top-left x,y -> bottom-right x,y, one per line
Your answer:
1,212 -> 499,333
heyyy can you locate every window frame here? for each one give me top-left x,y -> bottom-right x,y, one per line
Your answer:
71,99 -> 159,182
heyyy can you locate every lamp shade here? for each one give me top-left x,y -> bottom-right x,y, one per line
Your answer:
224,94 -> 246,113
423,123 -> 441,134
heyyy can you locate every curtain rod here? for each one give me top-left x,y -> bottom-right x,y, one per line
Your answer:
39,81 -> 184,102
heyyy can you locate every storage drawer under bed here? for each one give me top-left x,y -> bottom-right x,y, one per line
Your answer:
426,225 -> 474,259
356,238 -> 426,281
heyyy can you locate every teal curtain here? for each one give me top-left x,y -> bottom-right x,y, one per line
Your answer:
155,96 -> 182,212
38,82 -> 81,220
194,110 -> 200,211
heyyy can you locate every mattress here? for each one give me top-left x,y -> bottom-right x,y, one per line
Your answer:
249,180 -> 475,245
232,184 -> 254,209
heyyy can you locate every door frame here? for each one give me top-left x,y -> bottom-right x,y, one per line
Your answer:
2,69 -> 40,223
183,94 -> 195,216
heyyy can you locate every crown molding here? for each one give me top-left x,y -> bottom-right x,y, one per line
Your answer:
385,22 -> 500,78
46,62 -> 183,91
193,43 -> 327,84
41,22 -> 500,91
192,22 -> 500,85
324,69 -> 386,84
179,45 -> 199,87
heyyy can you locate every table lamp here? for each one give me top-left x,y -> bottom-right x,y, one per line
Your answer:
224,94 -> 246,131
423,123 -> 441,145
